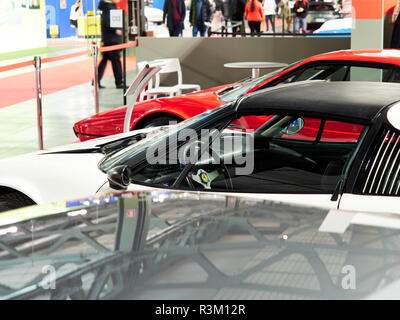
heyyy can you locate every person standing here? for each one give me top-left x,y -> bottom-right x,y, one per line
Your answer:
293,0 -> 308,34
96,0 -> 123,89
228,0 -> 246,37
69,0 -> 82,36
190,0 -> 213,37
163,0 -> 186,37
263,0 -> 276,33
391,0 -> 400,49
278,0 -> 293,33
245,0 -> 264,36
211,0 -> 225,33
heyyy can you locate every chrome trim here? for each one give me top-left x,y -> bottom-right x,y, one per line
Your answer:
363,130 -> 389,194
396,174 -> 400,195
389,146 -> 400,195
376,133 -> 397,194
383,135 -> 400,194
371,132 -> 395,194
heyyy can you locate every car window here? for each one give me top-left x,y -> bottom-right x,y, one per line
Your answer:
218,71 -> 281,103
287,65 -> 341,82
184,115 -> 366,194
218,60 -> 304,103
99,102 -> 235,173
321,120 -> 364,143
309,4 -> 335,11
272,63 -> 400,86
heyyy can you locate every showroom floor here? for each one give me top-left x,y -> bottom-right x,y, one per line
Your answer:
0,39 -> 138,160
0,19 -> 285,161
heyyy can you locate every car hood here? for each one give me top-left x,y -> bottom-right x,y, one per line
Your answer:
73,92 -> 224,139
47,126 -> 160,154
0,127 -> 163,205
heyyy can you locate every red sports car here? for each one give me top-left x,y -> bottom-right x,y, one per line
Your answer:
74,49 -> 400,141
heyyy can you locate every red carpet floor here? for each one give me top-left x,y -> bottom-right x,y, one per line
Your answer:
0,56 -> 136,109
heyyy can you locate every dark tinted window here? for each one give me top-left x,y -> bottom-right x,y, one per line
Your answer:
309,4 -> 335,11
276,64 -> 400,85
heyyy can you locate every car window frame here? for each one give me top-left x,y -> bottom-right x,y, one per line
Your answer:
259,60 -> 400,90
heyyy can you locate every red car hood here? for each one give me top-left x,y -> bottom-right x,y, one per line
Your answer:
74,90 -> 225,141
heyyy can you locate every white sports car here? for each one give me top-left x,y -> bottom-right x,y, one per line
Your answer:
0,127 -> 158,211
2,81 -> 400,216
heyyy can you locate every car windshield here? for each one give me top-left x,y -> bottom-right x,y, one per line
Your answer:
218,61 -> 302,103
99,103 -> 235,173
4,191 -> 400,300
309,4 -> 335,11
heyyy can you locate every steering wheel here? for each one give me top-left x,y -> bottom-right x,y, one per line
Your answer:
181,140 -> 233,190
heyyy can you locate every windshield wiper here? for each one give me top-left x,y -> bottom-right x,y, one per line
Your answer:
100,133 -> 147,155
227,124 -> 247,130
216,85 -> 237,95
217,76 -> 254,96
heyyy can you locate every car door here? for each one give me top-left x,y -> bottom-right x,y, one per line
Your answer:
122,111 -> 367,210
178,115 -> 367,210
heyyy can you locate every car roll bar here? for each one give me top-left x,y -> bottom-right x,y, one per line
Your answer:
123,62 -> 163,133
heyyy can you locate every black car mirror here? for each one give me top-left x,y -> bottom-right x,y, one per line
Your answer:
107,165 -> 131,190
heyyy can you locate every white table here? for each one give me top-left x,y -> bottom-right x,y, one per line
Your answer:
224,62 -> 289,79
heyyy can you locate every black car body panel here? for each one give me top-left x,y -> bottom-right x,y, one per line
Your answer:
237,81 -> 400,123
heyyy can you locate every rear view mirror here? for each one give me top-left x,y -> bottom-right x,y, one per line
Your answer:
108,165 -> 131,190
282,118 -> 304,136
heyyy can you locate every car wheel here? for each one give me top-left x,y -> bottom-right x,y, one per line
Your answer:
0,192 -> 35,212
141,116 -> 182,129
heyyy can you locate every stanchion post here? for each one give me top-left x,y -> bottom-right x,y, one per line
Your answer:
92,43 -> 99,114
33,56 -> 44,150
123,10 -> 127,105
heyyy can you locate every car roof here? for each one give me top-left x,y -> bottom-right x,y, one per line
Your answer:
306,49 -> 400,65
237,81 -> 400,122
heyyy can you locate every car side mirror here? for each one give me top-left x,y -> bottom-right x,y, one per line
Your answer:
282,118 -> 304,136
107,165 -> 131,190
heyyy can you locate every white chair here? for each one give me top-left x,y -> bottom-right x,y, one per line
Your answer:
143,58 -> 201,99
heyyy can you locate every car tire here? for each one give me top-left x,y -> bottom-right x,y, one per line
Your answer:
141,116 -> 182,129
0,192 -> 35,212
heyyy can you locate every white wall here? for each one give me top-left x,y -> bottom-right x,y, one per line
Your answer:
0,0 -> 47,54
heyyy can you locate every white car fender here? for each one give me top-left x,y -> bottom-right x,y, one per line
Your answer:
0,152 -> 107,205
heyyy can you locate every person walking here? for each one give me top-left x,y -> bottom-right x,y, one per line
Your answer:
245,0 -> 264,36
163,0 -> 186,37
96,0 -> 123,89
293,0 -> 309,34
190,0 -> 213,37
228,0 -> 246,37
391,0 -> 400,48
263,0 -> 276,33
